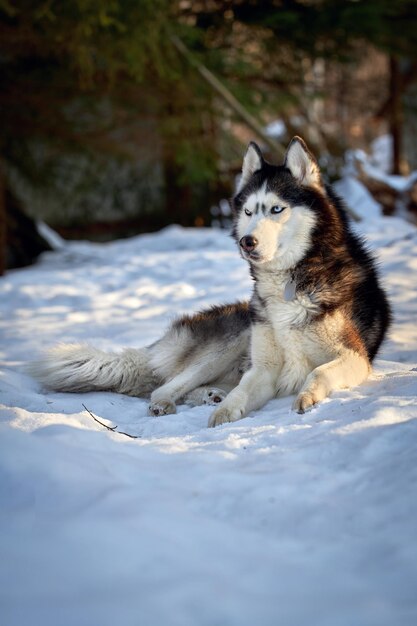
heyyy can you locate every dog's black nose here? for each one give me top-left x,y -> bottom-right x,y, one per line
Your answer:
240,235 -> 258,252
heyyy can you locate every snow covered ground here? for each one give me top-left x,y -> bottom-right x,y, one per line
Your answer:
1,213 -> 417,626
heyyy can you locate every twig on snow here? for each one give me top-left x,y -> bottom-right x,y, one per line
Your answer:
82,404 -> 140,439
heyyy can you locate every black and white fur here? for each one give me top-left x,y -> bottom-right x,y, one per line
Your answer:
30,137 -> 391,427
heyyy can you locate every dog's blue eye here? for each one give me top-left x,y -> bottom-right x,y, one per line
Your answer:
270,206 -> 285,214
244,208 -> 252,216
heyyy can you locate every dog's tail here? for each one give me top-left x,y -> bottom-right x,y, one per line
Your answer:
28,343 -> 160,397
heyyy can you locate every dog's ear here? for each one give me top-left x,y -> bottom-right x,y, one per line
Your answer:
237,142 -> 264,193
284,136 -> 322,188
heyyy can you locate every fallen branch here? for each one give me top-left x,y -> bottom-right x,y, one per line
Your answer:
82,403 -> 140,439
354,158 -> 417,221
355,159 -> 398,215
170,35 -> 286,159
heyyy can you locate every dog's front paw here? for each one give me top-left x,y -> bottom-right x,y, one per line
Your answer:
293,375 -> 328,414
293,385 -> 326,414
292,391 -> 318,414
148,400 -> 176,417
208,405 -> 243,428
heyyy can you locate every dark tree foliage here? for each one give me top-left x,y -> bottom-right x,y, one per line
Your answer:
188,0 -> 417,171
1,0 -> 417,272
0,1 -> 225,269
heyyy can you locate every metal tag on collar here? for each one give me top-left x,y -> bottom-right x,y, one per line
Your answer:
284,278 -> 296,302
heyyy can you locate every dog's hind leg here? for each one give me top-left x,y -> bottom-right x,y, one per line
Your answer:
148,327 -> 249,417
148,367 -> 209,416
183,384 -> 235,407
148,339 -> 246,416
293,350 -> 371,413
148,357 -> 235,416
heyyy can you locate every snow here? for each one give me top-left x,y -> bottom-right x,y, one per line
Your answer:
265,119 -> 286,138
1,217 -> 417,626
371,134 -> 393,174
36,220 -> 66,250
346,144 -> 417,194
334,175 -> 382,221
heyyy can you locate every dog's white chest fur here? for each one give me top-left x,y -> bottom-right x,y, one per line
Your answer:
257,272 -> 315,329
256,273 -> 328,394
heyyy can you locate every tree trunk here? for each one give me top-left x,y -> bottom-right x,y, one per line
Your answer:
389,56 -> 403,175
162,146 -> 193,226
3,183 -> 52,270
0,162 -> 6,276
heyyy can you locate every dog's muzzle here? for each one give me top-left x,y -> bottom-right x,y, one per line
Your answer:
239,235 -> 258,253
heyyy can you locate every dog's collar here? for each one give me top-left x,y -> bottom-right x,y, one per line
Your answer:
284,278 -> 297,301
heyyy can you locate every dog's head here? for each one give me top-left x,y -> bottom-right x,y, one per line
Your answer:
232,136 -> 331,269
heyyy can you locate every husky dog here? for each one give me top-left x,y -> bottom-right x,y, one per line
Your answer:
31,137 -> 391,427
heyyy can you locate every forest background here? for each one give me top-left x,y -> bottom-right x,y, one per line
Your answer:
2,0 -> 417,273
